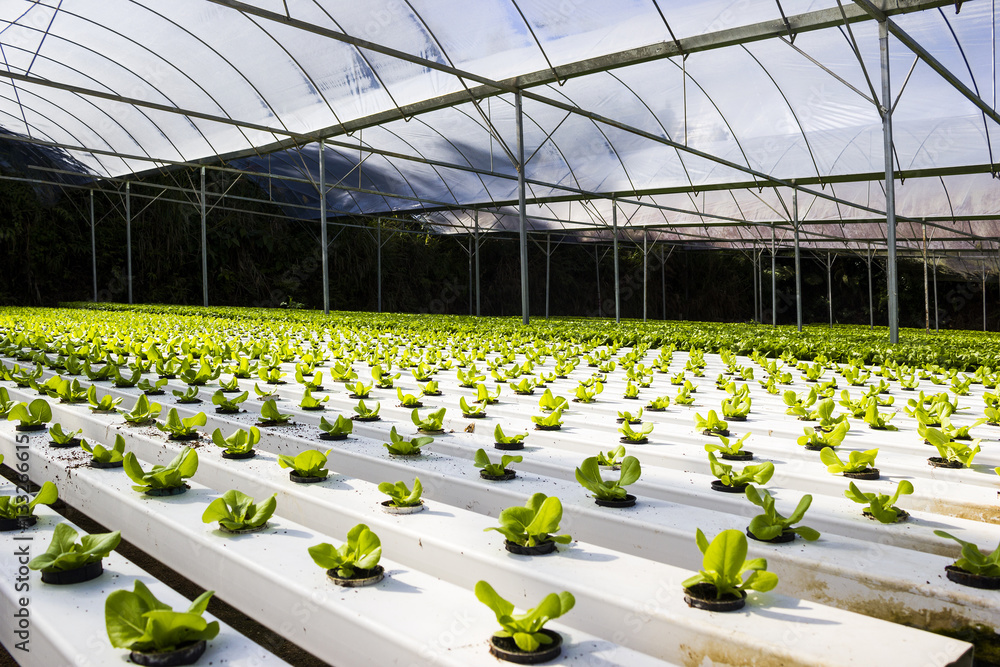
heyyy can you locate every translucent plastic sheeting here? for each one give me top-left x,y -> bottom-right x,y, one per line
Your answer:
0,0 -> 996,251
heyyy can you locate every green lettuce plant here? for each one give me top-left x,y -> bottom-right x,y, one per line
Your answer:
646,395 -> 670,410
575,456 -> 640,500
412,406 -> 446,432
474,383 -> 501,404
210,426 -> 260,455
277,448 -> 332,478
49,423 -> 82,445
820,447 -> 878,474
707,452 -> 774,488
682,529 -> 778,599
253,382 -> 278,399
705,433 -> 751,457
378,477 -> 423,507
863,403 -> 897,430
210,390 -> 247,414
618,421 -> 653,443
484,493 -> 571,548
347,380 -> 373,399
745,486 -> 820,541
105,582 -> 219,654
797,421 -> 849,449
573,382 -> 602,403
8,398 -> 52,427
384,427 -> 432,456
933,531 -> 1000,576
474,449 -> 522,477
372,364 -> 400,388
460,396 -> 486,417
475,581 -> 575,653
494,425 -> 528,446
396,387 -> 424,408
299,387 -> 329,410
617,407 -> 643,424
318,415 -> 353,438
352,399 -> 380,419
156,408 -> 207,439
123,447 -> 198,492
120,394 -> 162,424
0,481 -> 57,520
675,385 -> 695,405
258,399 -> 292,425
202,490 -> 276,532
83,434 -> 127,464
924,426 -> 981,467
172,385 -> 201,404
54,378 -> 89,403
28,523 -> 121,572
596,445 -> 626,467
537,388 -> 567,412
218,375 -> 241,392
844,480 -> 914,523
308,524 -> 382,579
694,410 -> 728,435
531,408 -> 563,429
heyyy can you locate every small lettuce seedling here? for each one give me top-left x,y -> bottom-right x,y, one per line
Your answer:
378,477 -> 423,507
646,395 -> 670,410
694,410 -> 728,435
682,528 -> 779,600
863,403 -> 897,430
211,426 -> 260,455
932,531 -> 1000,576
745,486 -> 820,541
211,390 -> 248,413
218,375 -> 241,392
508,377 -> 536,395
28,522 -> 121,573
494,425 -> 528,446
8,398 -> 53,427
844,480 -> 914,523
705,433 -> 751,457
113,367 -> 141,389
318,415 -> 353,438
721,393 -> 751,419
412,406 -> 446,432
708,452 -> 774,488
0,481 -> 57,520
617,407 -> 643,424
797,421 -> 849,449
202,490 -> 277,532
308,523 -> 382,579
473,383 -> 501,404
84,434 -> 127,464
299,387 -> 329,410
384,427 -> 432,456
258,399 -> 292,425
54,378 -> 89,403
257,365 -> 287,384
295,368 -> 324,391
123,447 -> 198,492
618,421 -> 653,443
105,581 -> 219,654
278,448 -> 332,478
573,382 -> 602,403
179,361 -> 220,387
783,387 -> 817,418
328,362 -> 357,383
156,408 -> 207,439
457,366 -> 485,388
820,447 -> 878,474
575,456 -> 640,501
485,493 -> 571,548
925,427 -> 981,467
537,388 -> 567,412
474,449 -> 522,476
49,423 -> 82,445
347,380 -> 372,398
372,364 -> 400,388
597,445 -> 626,467
352,399 -> 380,419
396,387 -> 424,407
171,385 -> 202,404
420,380 -> 442,396
460,396 -> 486,417
120,394 -> 163,424
531,407 -> 564,429
475,581 -> 575,654
675,385 -> 695,405
814,399 -> 848,431
253,382 -> 278,399
622,381 -> 640,399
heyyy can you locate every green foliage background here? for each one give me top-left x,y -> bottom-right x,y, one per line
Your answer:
0,170 -> 991,330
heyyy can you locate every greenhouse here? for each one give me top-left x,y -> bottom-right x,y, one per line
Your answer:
0,1 -> 999,666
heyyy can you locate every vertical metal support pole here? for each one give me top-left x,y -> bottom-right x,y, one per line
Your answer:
981,261 -> 988,330
474,212 -> 481,317
868,248 -> 874,329
377,222 -> 382,313
661,246 -> 666,320
922,223 -> 929,333
758,250 -> 765,323
515,90 -> 530,325
200,167 -> 208,307
613,202 -> 620,324
319,142 -> 330,315
793,189 -> 802,332
771,225 -> 776,327
933,257 -> 939,331
880,21 -> 900,343
827,252 -> 833,327
126,182 -> 133,305
545,232 -> 551,319
642,231 -> 648,322
595,245 -> 601,316
90,190 -> 97,302
468,234 -> 473,316
752,250 -> 759,323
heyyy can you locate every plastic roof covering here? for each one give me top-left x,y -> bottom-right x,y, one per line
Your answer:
0,0 -> 998,256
